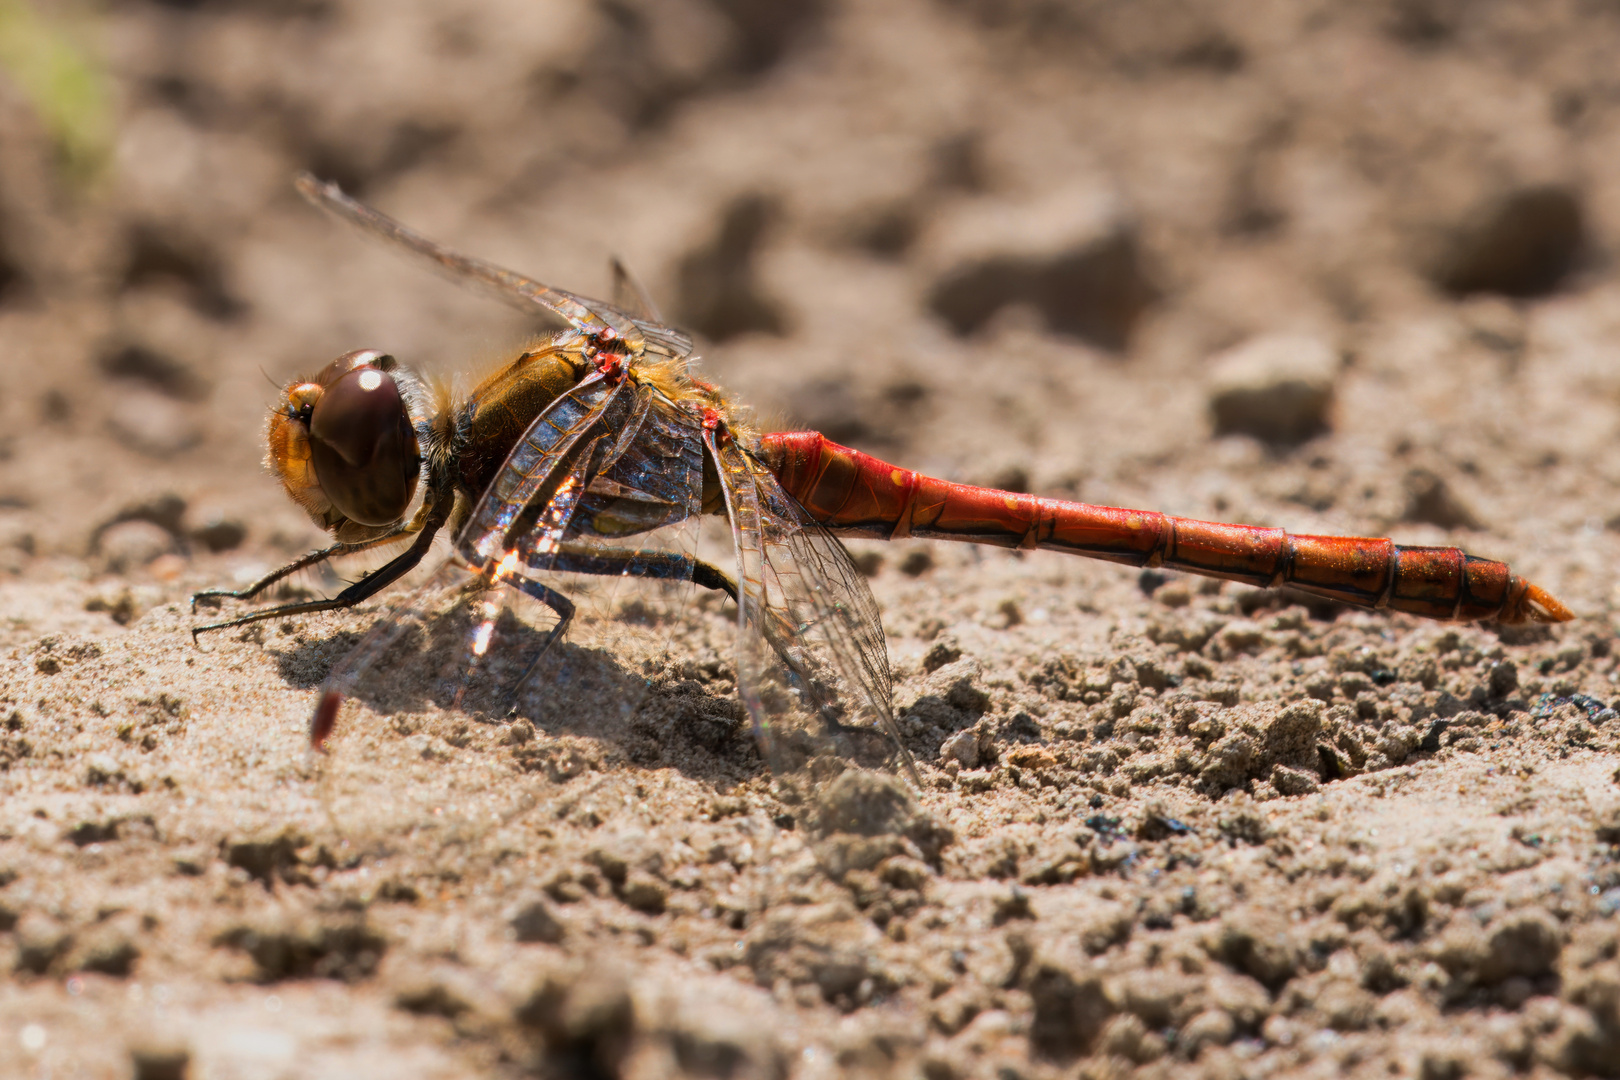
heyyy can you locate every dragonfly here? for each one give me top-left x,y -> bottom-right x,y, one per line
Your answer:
194,175 -> 1574,797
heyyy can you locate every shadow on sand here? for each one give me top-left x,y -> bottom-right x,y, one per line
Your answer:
267,605 -> 767,785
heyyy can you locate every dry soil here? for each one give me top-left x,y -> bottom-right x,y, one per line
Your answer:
4,2 -> 1620,1078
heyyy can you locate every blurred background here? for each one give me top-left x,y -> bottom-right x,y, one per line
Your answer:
2,0 -> 1618,615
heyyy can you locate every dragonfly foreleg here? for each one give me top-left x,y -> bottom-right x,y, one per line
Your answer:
190,531 -> 412,614
191,513 -> 446,640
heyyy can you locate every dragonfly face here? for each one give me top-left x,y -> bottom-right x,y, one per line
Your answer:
268,349 -> 423,537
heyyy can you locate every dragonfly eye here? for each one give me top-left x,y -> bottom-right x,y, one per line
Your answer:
304,353 -> 420,526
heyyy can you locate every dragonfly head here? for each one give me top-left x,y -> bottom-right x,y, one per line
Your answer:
268,349 -> 422,536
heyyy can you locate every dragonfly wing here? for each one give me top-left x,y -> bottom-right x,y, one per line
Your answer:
704,430 -> 914,793
631,318 -> 695,368
605,257 -> 697,363
457,372 -> 639,564
703,430 -> 778,760
767,508 -> 911,775
493,400 -> 722,760
753,472 -> 915,783
295,174 -> 646,352
506,390 -> 702,584
571,394 -> 705,542
610,257 -> 664,324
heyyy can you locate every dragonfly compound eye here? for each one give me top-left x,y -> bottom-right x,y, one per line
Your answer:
305,358 -> 421,526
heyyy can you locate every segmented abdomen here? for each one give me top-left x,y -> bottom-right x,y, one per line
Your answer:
759,432 -> 1572,625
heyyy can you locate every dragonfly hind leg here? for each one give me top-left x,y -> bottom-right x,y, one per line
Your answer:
534,542 -> 738,601
501,546 -> 738,705
692,559 -> 739,603
500,577 -> 576,710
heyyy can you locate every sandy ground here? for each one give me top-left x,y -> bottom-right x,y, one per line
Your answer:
5,1 -> 1620,1077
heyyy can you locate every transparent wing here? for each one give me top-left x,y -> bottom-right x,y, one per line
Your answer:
296,173 -> 646,352
296,174 -> 703,387
610,257 -> 663,324
458,371 -> 636,562
480,390 -> 720,753
758,491 -> 912,778
606,259 -> 699,375
628,317 -> 695,370
704,430 -> 914,803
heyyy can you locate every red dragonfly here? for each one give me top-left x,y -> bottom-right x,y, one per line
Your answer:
194,176 -> 1573,784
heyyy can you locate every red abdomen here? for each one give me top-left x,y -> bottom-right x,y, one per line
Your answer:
759,431 -> 1571,625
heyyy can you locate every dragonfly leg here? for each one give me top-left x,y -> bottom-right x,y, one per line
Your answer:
453,551 -> 729,718
190,531 -> 412,613
537,541 -> 737,601
692,558 -> 739,602
192,549 -> 423,638
502,578 -> 577,709
191,506 -> 449,639
491,546 -> 736,712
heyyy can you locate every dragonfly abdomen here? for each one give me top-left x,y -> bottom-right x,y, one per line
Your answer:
759,431 -> 1572,625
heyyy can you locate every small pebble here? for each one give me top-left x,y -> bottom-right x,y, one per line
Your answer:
98,521 -> 174,574
106,389 -> 204,458
1207,333 -> 1338,445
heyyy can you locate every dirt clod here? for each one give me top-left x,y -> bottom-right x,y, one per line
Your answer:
216,916 -> 386,983
1207,333 -> 1338,445
509,896 -> 566,944
1431,184 -> 1585,297
1025,947 -> 1114,1060
223,829 -> 309,888
515,968 -> 636,1075
130,1044 -> 190,1080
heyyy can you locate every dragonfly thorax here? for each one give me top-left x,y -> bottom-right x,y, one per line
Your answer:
268,348 -> 424,539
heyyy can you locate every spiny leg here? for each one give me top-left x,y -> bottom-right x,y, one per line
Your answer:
501,544 -> 739,709
195,499 -> 450,640
500,578 -> 576,713
191,532 -> 409,613
192,543 -> 426,639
